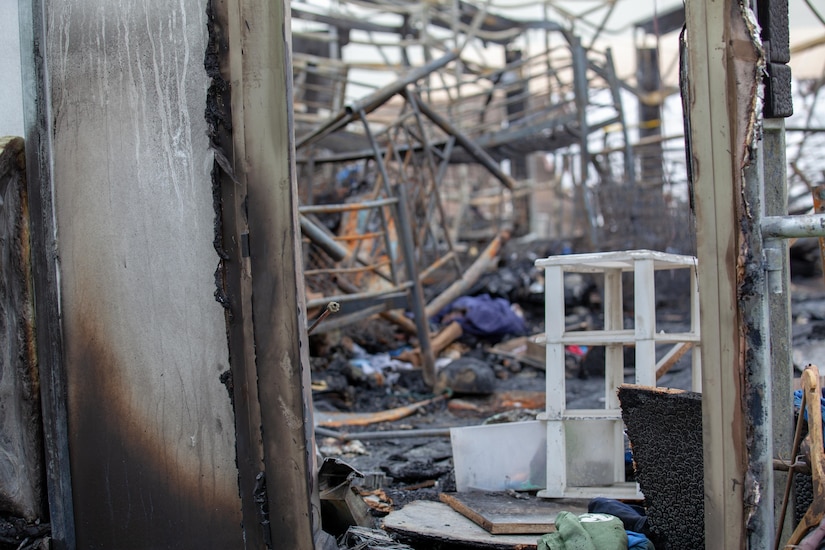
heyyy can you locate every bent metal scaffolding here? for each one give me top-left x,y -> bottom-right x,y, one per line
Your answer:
289,0 -> 658,380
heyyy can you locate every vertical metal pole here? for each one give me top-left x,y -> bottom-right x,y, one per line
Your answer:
763,117 -> 793,544
741,132 -> 776,550
569,34 -> 596,247
636,46 -> 663,183
604,48 -> 635,185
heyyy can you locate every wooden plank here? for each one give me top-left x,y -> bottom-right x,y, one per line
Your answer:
440,492 -> 588,535
382,500 -> 541,549
18,4 -> 78,544
654,342 -> 693,379
209,0 -> 267,546
684,0 -> 748,545
0,136 -> 43,521
230,0 -> 317,546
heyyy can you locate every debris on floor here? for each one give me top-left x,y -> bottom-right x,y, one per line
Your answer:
381,500 -> 541,549
439,492 -> 588,535
307,236 -> 825,548
319,458 -> 375,538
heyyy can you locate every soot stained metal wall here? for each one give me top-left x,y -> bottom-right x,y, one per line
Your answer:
43,1 -> 242,547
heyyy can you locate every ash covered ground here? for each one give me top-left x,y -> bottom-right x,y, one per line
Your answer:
307,237 -> 825,534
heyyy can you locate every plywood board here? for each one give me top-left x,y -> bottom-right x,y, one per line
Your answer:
382,500 -> 541,549
440,492 -> 589,534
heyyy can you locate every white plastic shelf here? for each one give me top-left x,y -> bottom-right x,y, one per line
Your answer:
535,249 -> 701,499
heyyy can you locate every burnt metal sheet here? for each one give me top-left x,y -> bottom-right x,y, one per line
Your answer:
43,1 -> 244,547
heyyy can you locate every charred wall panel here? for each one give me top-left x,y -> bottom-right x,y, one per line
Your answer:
0,137 -> 43,521
43,1 -> 242,547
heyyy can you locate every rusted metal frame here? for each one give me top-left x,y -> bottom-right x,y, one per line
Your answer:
306,284 -> 412,309
227,0 -> 317,546
291,6 -> 402,35
541,42 -> 571,99
388,111 -> 430,260
296,50 -> 457,152
300,211 -> 398,288
300,215 -> 348,261
413,96 -> 516,190
584,0 -> 616,50
499,57 -> 533,122
430,136 -> 463,263
306,152 -> 316,206
347,50 -> 458,119
321,145 -> 391,278
368,30 -> 397,69
602,48 -> 635,185
299,197 -> 400,215
304,259 -> 391,276
305,304 -> 391,335
355,138 -> 403,286
393,123 -> 447,283
374,111 -> 418,142
295,129 -> 459,165
466,105 -> 582,154
403,89 -> 459,274
331,274 -> 419,334
296,110 -> 354,151
392,137 -> 427,252
336,231 -> 386,242
359,107 -> 437,386
387,108 -> 446,292
18,0 -> 76,546
431,136 -> 465,276
569,34 -> 598,246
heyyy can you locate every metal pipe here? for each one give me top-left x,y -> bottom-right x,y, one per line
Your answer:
570,35 -> 597,247
299,197 -> 399,215
299,214 -> 348,261
412,96 -> 516,190
307,302 -> 340,335
296,50 -> 457,151
345,50 -> 458,117
763,118 -> 794,544
743,125 -> 775,550
761,213 -> 825,238
305,285 -> 411,309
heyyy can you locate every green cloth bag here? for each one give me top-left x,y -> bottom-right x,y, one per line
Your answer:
538,511 -> 628,550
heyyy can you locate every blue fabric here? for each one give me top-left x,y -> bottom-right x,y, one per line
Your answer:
588,498 -> 649,535
434,294 -> 526,338
627,531 -> 654,549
